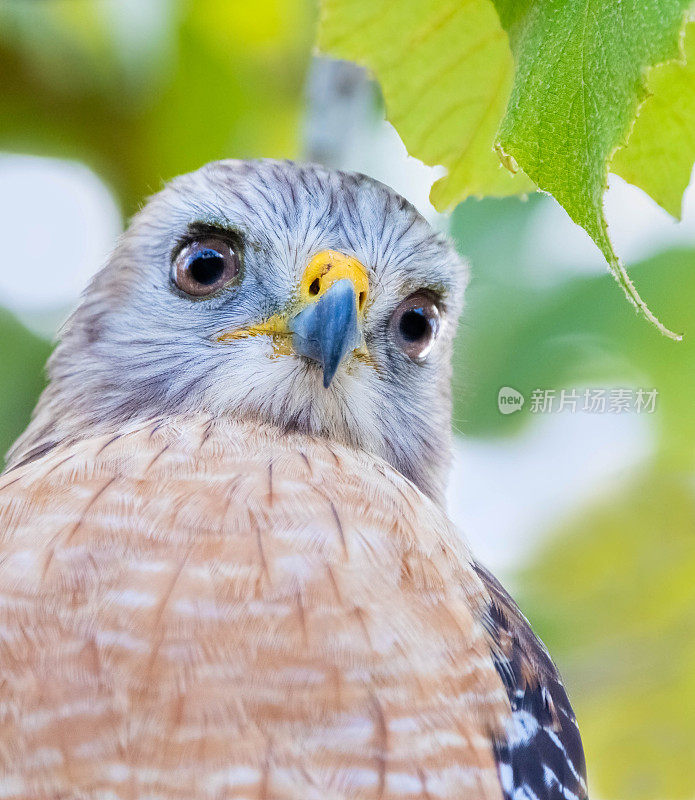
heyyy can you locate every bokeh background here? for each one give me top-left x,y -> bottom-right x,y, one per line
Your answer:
1,2 -> 694,797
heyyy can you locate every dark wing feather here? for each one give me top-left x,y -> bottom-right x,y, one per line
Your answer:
475,562 -> 588,800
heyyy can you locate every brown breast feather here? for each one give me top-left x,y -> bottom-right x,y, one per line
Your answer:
0,415 -> 512,800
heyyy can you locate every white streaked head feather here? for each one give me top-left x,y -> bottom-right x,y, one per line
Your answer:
8,159 -> 466,502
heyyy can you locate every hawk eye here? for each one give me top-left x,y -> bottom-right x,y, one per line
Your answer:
390,291 -> 441,361
172,238 -> 240,297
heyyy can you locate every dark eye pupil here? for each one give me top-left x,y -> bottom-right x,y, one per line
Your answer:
188,249 -> 225,285
399,309 -> 429,342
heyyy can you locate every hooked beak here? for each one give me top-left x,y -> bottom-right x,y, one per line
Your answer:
216,250 -> 369,388
289,278 -> 362,388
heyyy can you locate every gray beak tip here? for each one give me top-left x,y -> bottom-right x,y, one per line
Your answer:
289,279 -> 362,388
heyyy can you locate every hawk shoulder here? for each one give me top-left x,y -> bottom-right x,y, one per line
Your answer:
474,563 -> 588,800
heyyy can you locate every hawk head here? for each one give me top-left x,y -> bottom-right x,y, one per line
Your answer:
10,160 -> 466,503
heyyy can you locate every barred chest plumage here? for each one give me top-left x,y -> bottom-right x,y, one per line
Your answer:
0,415 -> 585,800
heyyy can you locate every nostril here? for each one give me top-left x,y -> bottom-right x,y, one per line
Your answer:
359,291 -> 366,310
309,278 -> 321,296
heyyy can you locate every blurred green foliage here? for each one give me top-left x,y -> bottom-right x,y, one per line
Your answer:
452,203 -> 695,462
0,311 -> 52,459
0,0 -> 314,214
451,195 -> 695,798
520,469 -> 695,800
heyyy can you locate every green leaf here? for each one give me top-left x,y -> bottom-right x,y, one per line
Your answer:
492,0 -> 691,339
612,21 -> 695,220
318,0 -> 534,208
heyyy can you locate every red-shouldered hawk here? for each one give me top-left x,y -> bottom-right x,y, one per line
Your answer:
1,160 -> 587,800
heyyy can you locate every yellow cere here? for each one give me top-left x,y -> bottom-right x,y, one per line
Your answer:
299,250 -> 369,313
